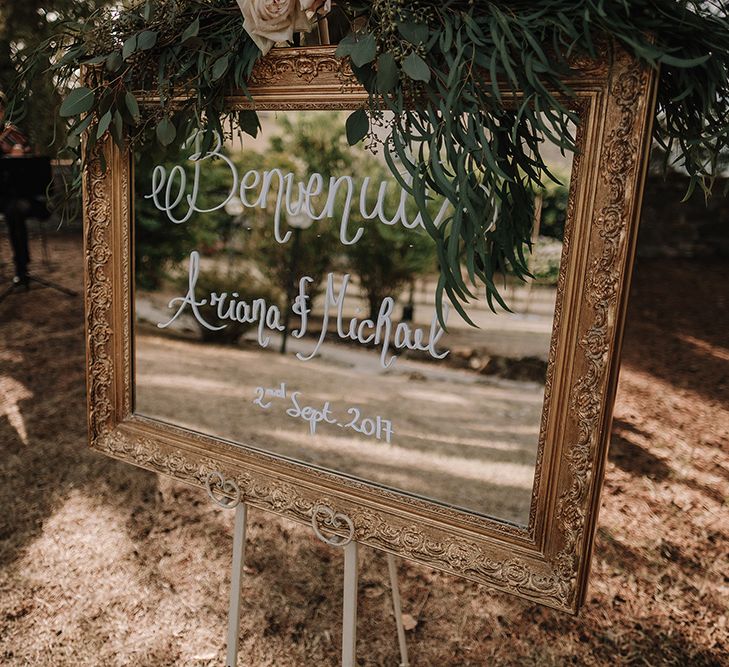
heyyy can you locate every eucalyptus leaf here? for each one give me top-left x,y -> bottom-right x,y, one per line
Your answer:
211,54 -> 230,81
402,52 -> 430,82
59,87 -> 95,117
156,116 -> 177,147
124,92 -> 140,122
111,110 -> 124,147
376,53 -> 399,92
658,52 -> 711,67
398,22 -> 428,45
346,108 -> 369,146
238,109 -> 260,138
122,35 -> 137,60
349,33 -> 377,67
69,113 -> 94,139
83,55 -> 107,65
105,51 -> 123,72
137,30 -> 158,51
334,33 -> 357,58
181,18 -> 200,44
96,110 -> 112,139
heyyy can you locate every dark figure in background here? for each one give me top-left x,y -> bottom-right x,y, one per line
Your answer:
0,92 -> 33,285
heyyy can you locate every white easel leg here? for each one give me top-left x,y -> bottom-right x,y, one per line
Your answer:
341,541 -> 359,667
226,503 -> 248,667
387,554 -> 410,667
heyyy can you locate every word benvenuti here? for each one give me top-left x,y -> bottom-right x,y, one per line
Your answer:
145,137 -> 452,245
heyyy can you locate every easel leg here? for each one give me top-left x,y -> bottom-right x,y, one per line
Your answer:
27,273 -> 78,297
341,541 -> 359,667
387,554 -> 410,667
226,503 -> 248,667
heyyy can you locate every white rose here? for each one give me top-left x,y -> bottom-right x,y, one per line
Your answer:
299,0 -> 332,20
237,0 -> 312,55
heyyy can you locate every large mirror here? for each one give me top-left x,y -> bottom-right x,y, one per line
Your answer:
132,110 -> 573,526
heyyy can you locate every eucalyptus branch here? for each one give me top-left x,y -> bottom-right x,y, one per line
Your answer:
5,0 -> 729,323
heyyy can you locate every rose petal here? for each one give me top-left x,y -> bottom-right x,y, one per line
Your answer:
238,0 -> 307,55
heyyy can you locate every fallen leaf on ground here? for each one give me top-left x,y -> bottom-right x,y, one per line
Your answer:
402,613 -> 418,631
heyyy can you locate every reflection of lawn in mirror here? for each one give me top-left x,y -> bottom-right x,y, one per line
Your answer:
135,321 -> 547,525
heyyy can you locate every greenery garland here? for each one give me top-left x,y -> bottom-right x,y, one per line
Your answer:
6,0 -> 729,322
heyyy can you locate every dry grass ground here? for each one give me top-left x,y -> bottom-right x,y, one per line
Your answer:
0,232 -> 727,666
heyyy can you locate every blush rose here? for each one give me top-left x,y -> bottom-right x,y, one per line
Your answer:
299,0 -> 332,19
236,0 -> 310,55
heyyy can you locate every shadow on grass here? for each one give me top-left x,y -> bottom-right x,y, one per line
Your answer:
609,419 -> 671,482
621,257 -> 729,407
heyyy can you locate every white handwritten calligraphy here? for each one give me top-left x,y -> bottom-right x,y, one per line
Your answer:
253,382 -> 394,442
145,135 -> 452,246
159,251 -> 450,369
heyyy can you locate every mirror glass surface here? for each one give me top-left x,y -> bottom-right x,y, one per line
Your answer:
133,110 -> 573,525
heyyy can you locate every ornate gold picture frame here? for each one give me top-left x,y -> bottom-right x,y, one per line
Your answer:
83,45 -> 657,613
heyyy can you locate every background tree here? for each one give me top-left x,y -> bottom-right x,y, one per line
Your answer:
343,155 -> 437,320
0,1 -> 106,151
134,141 -> 237,290
245,112 -> 438,320
243,112 -> 351,306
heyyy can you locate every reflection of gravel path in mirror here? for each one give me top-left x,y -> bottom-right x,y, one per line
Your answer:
136,319 -> 543,393
135,295 -> 546,391
135,333 -> 544,524
135,278 -> 559,362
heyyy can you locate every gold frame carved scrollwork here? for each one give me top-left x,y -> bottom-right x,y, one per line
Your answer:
82,45 -> 657,613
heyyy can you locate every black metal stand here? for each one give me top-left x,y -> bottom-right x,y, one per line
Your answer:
0,272 -> 78,304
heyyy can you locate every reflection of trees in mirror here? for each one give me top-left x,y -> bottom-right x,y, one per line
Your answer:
241,112 -> 437,320
530,177 -> 569,286
135,110 -> 566,380
496,175 -> 569,289
238,115 -> 341,309
136,112 -> 440,349
185,268 -> 281,345
133,110 -> 566,398
538,178 -> 569,244
134,146 -> 234,290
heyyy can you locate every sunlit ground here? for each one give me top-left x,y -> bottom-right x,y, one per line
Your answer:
1,234 -> 726,666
